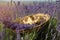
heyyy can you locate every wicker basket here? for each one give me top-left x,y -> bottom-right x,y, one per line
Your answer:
11,13 -> 50,33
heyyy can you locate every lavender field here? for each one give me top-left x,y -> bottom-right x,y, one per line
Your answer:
0,1 -> 60,30
0,1 -> 60,40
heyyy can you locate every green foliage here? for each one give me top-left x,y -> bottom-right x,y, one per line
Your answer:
0,17 -> 59,40
22,29 -> 38,40
4,28 -> 16,40
50,18 -> 58,28
44,18 -> 58,40
0,23 -> 4,31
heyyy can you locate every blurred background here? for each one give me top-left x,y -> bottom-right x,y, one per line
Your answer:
0,0 -> 59,31
0,0 -> 60,40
